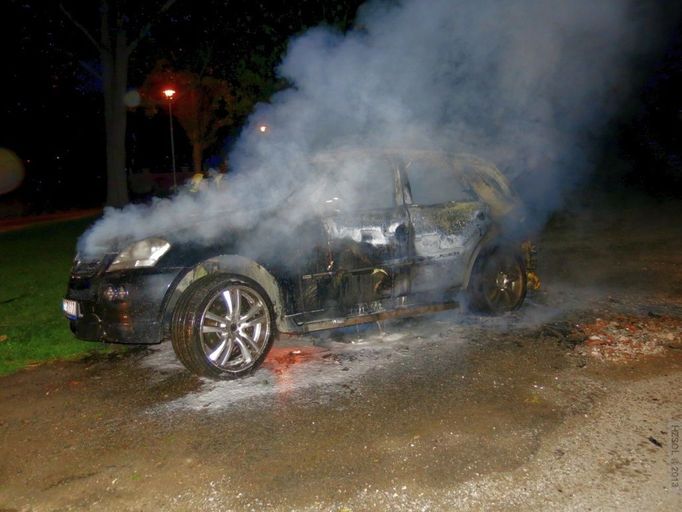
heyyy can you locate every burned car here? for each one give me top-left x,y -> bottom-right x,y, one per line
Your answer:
63,149 -> 530,379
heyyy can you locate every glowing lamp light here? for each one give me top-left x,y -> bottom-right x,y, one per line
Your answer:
163,88 -> 177,189
258,124 -> 269,134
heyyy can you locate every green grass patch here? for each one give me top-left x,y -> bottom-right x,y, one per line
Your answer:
0,217 -> 114,376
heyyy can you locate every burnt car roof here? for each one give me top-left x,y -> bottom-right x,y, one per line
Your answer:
310,148 -> 521,219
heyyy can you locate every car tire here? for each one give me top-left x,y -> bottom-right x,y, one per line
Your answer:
467,245 -> 527,314
171,274 -> 276,379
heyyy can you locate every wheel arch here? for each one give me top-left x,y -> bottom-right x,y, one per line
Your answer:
462,228 -> 502,290
160,255 -> 297,336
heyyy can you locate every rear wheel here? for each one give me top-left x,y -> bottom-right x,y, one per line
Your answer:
467,246 -> 527,314
171,274 -> 275,379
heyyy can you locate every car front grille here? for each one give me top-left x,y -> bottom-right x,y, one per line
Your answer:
71,258 -> 108,278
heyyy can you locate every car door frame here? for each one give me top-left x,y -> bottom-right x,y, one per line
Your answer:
299,159 -> 413,320
398,162 -> 490,295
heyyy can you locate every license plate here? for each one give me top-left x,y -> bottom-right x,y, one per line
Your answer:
62,299 -> 80,319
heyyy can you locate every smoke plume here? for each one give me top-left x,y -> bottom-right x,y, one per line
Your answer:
81,0 -> 661,257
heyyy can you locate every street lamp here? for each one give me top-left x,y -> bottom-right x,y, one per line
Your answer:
163,88 -> 177,191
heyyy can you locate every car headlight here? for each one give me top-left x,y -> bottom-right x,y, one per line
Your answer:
106,237 -> 171,272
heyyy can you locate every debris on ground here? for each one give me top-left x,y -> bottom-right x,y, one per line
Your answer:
574,315 -> 682,362
648,436 -> 663,448
262,346 -> 326,374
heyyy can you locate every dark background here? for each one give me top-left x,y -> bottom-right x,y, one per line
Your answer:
0,0 -> 364,213
1,0 -> 681,214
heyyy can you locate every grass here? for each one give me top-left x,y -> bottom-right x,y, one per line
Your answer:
0,217 -> 114,376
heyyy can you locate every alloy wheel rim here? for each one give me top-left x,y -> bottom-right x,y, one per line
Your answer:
482,256 -> 524,310
199,284 -> 271,372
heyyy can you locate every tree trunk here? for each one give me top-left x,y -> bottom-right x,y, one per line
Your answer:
101,20 -> 130,206
62,0 -> 179,207
192,141 -> 203,174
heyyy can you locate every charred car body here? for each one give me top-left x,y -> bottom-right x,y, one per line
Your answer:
63,150 -> 531,379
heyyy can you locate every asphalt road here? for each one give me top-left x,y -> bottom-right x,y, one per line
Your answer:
1,198 -> 681,511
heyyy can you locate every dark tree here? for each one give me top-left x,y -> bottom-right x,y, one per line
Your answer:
140,62 -> 235,173
5,0 -> 364,209
60,0 -> 177,207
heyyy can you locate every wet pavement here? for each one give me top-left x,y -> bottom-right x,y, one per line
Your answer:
1,200 -> 681,511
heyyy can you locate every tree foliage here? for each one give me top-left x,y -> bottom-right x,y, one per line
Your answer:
58,0 -> 364,204
140,62 -> 235,172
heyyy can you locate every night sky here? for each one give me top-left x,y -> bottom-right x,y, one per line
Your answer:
1,0 -> 681,214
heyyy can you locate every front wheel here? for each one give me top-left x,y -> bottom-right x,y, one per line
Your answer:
467,246 -> 527,314
171,274 -> 275,379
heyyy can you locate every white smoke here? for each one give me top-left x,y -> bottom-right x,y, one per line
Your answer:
80,0 -> 661,256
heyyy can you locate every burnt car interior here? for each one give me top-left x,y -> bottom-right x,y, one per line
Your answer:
287,151 -> 496,330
